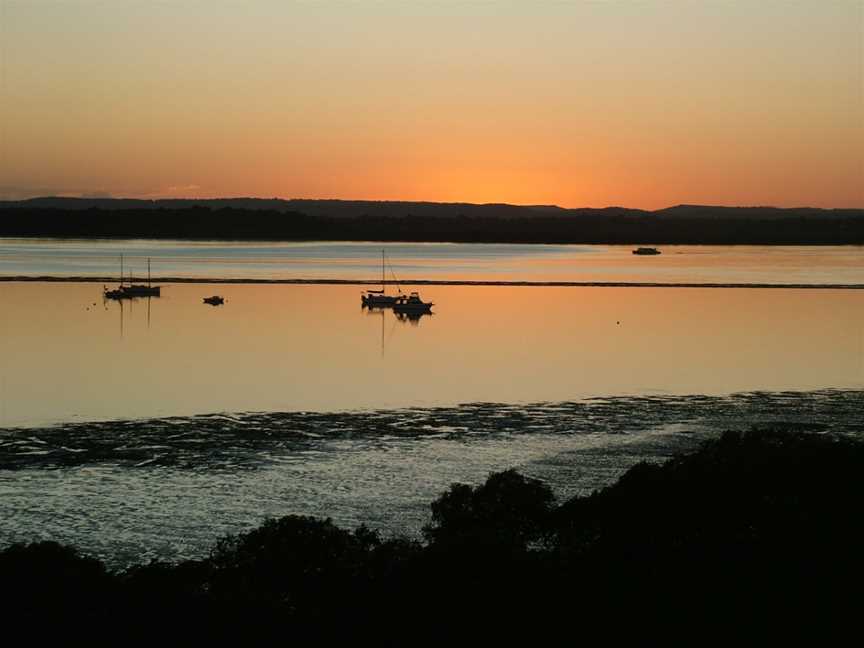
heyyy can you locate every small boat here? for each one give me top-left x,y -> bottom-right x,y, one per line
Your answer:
632,247 -> 661,255
362,249 -> 401,307
392,292 -> 433,314
362,290 -> 398,307
104,256 -> 161,299
203,296 -> 225,306
108,284 -> 161,298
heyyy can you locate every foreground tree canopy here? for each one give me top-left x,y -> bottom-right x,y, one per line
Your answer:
2,429 -> 862,643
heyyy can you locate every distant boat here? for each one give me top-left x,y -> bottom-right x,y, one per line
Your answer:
632,247 -> 661,255
104,256 -> 161,299
203,295 -> 225,306
362,249 -> 401,308
392,291 -> 433,314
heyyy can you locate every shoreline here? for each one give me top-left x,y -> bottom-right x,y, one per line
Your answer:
1,276 -> 863,289
1,429 -> 862,643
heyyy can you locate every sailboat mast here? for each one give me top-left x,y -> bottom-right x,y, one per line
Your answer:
148,258 -> 151,287
381,249 -> 385,292
120,254 -> 124,286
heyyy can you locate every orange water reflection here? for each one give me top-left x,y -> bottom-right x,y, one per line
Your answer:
0,282 -> 861,427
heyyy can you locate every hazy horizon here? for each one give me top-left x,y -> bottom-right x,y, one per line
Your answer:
4,194 -> 863,212
1,1 -> 862,209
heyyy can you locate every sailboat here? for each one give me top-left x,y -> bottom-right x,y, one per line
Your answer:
104,256 -> 161,299
361,249 -> 401,307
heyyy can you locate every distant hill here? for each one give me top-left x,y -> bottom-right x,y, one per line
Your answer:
0,196 -> 628,219
1,197 -> 861,244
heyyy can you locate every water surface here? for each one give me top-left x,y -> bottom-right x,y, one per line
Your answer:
2,239 -> 862,284
1,282 -> 861,427
2,390 -> 860,566
1,240 -> 861,565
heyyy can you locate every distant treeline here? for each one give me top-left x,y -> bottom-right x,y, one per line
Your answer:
1,198 -> 862,244
2,430 -> 862,643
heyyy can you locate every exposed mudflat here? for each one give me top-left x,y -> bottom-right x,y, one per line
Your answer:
1,389 -> 860,471
0,390 -> 860,567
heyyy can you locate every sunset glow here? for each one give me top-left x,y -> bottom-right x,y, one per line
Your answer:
1,0 -> 861,208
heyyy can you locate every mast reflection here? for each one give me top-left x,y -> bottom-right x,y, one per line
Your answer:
103,292 -> 156,338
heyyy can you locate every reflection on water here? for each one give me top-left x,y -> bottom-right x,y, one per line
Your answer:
104,294 -> 157,338
395,311 -> 431,326
3,390 -> 861,471
0,282 -> 861,427
2,239 -> 863,285
0,390 -> 860,566
0,274 -> 862,566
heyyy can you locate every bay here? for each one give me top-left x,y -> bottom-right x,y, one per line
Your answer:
0,239 -> 861,565
1,238 -> 863,285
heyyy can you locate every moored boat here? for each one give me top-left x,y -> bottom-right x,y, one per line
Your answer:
104,257 -> 161,299
632,247 -> 661,255
108,283 -> 161,298
392,291 -> 433,314
362,249 -> 401,307
203,295 -> 225,305
362,290 -> 399,307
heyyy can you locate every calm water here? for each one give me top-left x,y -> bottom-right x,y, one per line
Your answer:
0,282 -> 862,427
0,240 -> 862,564
2,238 -> 863,284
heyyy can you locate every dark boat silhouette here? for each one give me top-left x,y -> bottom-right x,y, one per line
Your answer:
362,249 -> 401,307
632,247 -> 661,255
392,291 -> 433,314
203,296 -> 225,306
104,256 -> 161,299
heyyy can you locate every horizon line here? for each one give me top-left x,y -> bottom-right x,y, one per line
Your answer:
4,196 -> 863,212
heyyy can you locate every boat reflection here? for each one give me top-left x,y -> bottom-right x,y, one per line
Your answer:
365,305 -> 432,326
395,310 -> 432,326
364,304 -> 432,358
103,290 -> 156,338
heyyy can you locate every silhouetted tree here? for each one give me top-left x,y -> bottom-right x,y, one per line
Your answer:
208,515 -> 378,619
0,541 -> 113,620
424,469 -> 554,552
2,430 -> 862,643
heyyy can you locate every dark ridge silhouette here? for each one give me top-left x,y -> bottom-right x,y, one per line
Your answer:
1,429 -> 861,643
1,198 -> 862,244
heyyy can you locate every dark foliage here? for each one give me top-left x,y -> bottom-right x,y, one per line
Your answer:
1,201 -> 862,244
2,430 -> 862,644
208,516 -> 376,612
424,469 -> 554,553
0,541 -> 114,633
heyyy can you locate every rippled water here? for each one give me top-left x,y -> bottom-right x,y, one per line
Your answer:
1,240 -> 861,566
1,390 -> 860,566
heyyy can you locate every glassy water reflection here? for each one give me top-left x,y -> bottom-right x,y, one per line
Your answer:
0,282 -> 861,427
2,239 -> 863,284
0,251 -> 862,565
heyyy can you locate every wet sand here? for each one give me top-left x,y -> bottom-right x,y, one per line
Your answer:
1,389 -> 860,566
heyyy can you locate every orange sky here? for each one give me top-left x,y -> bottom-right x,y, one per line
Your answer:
1,1 -> 862,208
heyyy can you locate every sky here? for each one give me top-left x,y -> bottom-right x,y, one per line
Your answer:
0,0 -> 861,209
